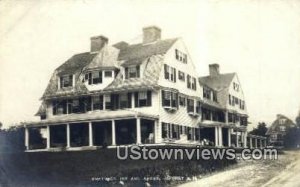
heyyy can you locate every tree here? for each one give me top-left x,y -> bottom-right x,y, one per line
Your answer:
249,122 -> 268,136
283,126 -> 300,148
296,111 -> 300,128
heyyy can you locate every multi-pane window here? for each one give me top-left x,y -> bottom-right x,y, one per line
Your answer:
178,71 -> 185,81
233,82 -> 239,92
179,96 -> 186,106
104,71 -> 112,77
85,71 -> 102,85
162,122 -> 169,138
134,91 -> 151,107
239,100 -> 245,110
105,95 -> 111,110
187,99 -> 194,113
120,93 -> 132,109
196,101 -> 201,114
191,77 -> 197,90
60,75 -> 73,88
203,87 -> 211,99
164,64 -> 176,82
92,95 -> 103,110
53,100 -> 67,115
187,75 -> 191,89
175,49 -> 187,63
125,65 -> 140,79
201,107 -> 211,121
162,90 -> 178,108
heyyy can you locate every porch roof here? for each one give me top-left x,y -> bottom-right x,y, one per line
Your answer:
26,110 -> 158,127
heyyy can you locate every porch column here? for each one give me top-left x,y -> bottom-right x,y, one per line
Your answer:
66,123 -> 70,148
136,117 -> 141,144
260,139 -> 263,149
214,126 -> 219,147
112,120 -> 116,146
250,137 -> 253,149
255,138 -> 258,148
243,132 -> 247,148
218,127 -> 223,147
236,131 -> 239,148
225,111 -> 229,124
46,126 -> 50,149
228,128 -> 231,147
25,127 -> 29,150
89,122 -> 93,146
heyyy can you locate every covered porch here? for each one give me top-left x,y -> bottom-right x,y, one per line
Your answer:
24,111 -> 158,151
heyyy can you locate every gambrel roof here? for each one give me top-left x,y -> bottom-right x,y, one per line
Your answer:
266,114 -> 296,135
41,38 -> 178,99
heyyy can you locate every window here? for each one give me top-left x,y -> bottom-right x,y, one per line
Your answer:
92,95 -> 103,110
85,71 -> 102,85
53,100 -> 67,115
229,95 -> 232,105
235,97 -> 239,105
179,96 -> 186,106
212,91 -> 217,102
125,65 -> 140,79
162,90 -> 178,108
104,71 -> 112,77
240,100 -> 245,110
134,91 -> 151,107
187,99 -> 194,113
196,101 -> 201,114
279,119 -> 286,125
233,82 -> 239,92
162,122 -> 169,138
175,49 -> 187,63
201,107 -> 211,121
60,75 -> 73,88
178,71 -> 185,81
191,77 -> 197,90
119,93 -> 132,109
164,64 -> 176,82
203,87 -> 211,99
105,95 -> 111,110
187,75 -> 191,89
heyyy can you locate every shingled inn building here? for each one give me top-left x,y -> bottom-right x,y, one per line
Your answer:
24,26 -> 266,151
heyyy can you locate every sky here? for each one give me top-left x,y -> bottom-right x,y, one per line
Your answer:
0,0 -> 300,129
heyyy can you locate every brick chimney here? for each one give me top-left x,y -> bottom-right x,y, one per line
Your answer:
90,35 -> 108,53
209,64 -> 220,76
143,26 -> 161,44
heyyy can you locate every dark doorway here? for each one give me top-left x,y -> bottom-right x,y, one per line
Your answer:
28,127 -> 47,149
200,127 -> 215,146
222,128 -> 229,147
50,125 -> 67,148
115,119 -> 136,145
141,119 -> 154,144
70,123 -> 89,147
93,121 -> 112,147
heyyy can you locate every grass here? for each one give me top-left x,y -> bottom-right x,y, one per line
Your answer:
0,146 -> 237,187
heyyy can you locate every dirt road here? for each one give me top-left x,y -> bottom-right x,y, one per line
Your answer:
179,151 -> 299,187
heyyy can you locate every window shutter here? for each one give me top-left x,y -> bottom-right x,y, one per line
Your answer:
52,101 -> 57,115
88,73 -> 92,85
127,93 -> 132,108
162,90 -> 165,106
69,75 -> 73,86
174,68 -> 176,82
175,93 -> 178,108
134,92 -> 139,107
164,64 -> 168,79
147,91 -> 152,106
99,71 -> 103,83
136,65 -> 140,78
125,67 -> 128,79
